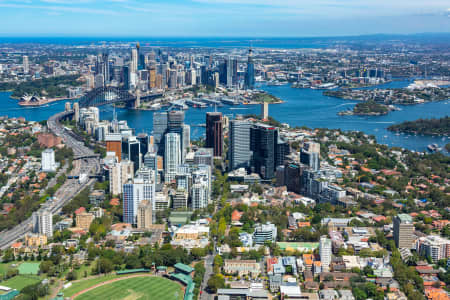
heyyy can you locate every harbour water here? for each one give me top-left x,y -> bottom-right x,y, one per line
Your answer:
0,79 -> 448,152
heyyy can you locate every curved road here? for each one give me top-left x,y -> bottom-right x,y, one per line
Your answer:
0,111 -> 101,250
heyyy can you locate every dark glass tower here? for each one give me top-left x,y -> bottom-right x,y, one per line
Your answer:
168,110 -> 185,158
250,124 -> 277,180
137,133 -> 149,156
206,112 -> 223,157
152,112 -> 167,156
245,48 -> 255,90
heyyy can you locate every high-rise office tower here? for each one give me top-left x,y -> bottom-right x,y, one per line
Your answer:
123,65 -> 130,90
320,236 -> 332,272
102,53 -> 110,85
168,110 -> 185,159
135,166 -> 155,183
149,66 -> 157,88
152,111 -> 167,156
122,136 -> 141,172
276,139 -> 290,167
245,47 -> 255,90
250,124 -> 278,180
206,112 -> 223,157
123,177 -> 155,225
228,119 -> 252,171
164,133 -> 181,182
73,102 -> 80,123
137,200 -> 153,229
226,56 -> 233,87
23,55 -> 29,74
106,133 -> 122,162
194,148 -> 213,167
193,164 -> 212,197
261,102 -> 269,120
168,69 -> 177,88
192,181 -> 209,210
131,47 -> 138,73
109,160 -> 134,195
137,43 -> 145,70
172,189 -> 188,209
144,151 -> 158,171
284,162 -> 303,194
137,133 -> 149,157
300,142 -> 320,171
394,214 -> 414,249
183,124 -> 190,157
32,209 -> 53,237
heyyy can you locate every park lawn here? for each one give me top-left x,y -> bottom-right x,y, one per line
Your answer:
74,263 -> 94,279
0,262 -> 15,276
75,276 -> 183,300
1,275 -> 41,290
62,274 -> 122,297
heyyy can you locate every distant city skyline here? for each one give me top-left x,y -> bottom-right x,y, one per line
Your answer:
0,0 -> 449,37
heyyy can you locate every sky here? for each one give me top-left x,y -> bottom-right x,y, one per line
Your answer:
0,0 -> 449,37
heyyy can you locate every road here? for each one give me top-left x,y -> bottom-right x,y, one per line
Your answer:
200,254 -> 215,300
0,111 -> 101,250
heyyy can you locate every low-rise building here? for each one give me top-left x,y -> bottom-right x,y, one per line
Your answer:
224,259 -> 261,277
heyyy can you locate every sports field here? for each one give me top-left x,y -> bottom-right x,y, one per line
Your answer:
73,276 -> 183,300
1,275 -> 41,290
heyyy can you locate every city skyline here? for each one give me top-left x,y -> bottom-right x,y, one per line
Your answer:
0,0 -> 449,37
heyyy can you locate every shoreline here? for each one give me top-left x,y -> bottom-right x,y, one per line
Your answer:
13,96 -> 75,107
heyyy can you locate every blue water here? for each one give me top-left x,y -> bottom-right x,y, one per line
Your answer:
0,79 -> 449,152
3,34 -> 449,49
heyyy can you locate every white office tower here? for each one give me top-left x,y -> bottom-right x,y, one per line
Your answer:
109,160 -> 134,195
194,164 -> 212,196
154,192 -> 170,211
123,178 -> 155,225
226,56 -> 233,87
131,48 -> 138,73
136,167 -> 156,184
191,178 -> 209,209
183,124 -> 191,160
176,165 -> 191,191
164,133 -> 181,182
23,55 -> 29,74
144,151 -> 158,170
32,209 -> 53,237
129,72 -> 137,90
41,148 -> 57,172
319,236 -> 332,272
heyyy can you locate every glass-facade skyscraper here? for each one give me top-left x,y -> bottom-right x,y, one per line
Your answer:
228,119 -> 252,171
245,48 -> 255,90
152,112 -> 167,156
206,112 -> 223,157
164,133 -> 181,182
250,124 -> 277,180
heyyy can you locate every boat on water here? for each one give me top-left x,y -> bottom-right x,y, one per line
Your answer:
427,143 -> 441,152
267,80 -> 287,86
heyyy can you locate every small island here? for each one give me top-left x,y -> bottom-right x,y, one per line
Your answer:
338,100 -> 389,116
387,116 -> 450,136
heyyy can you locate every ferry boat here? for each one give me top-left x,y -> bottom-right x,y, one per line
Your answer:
427,143 -> 441,152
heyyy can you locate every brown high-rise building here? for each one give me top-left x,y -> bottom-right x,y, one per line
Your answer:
149,66 -> 156,89
206,112 -> 223,157
106,134 -> 122,162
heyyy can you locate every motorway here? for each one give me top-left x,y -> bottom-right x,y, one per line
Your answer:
0,111 -> 101,250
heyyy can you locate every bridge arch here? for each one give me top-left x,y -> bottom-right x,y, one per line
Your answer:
78,87 -> 135,108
